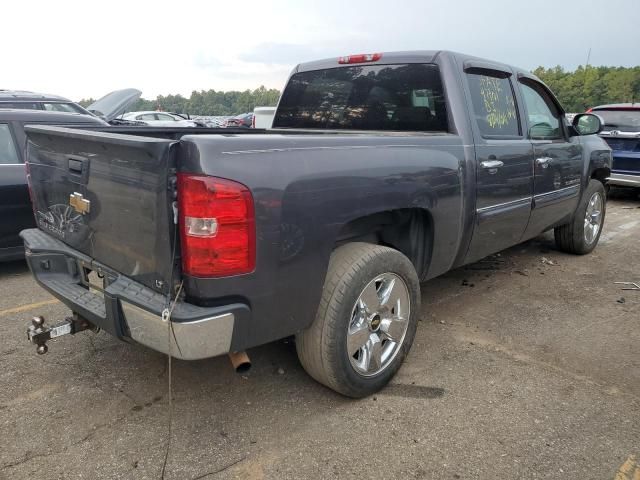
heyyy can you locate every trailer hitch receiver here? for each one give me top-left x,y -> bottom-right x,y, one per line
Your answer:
27,314 -> 95,354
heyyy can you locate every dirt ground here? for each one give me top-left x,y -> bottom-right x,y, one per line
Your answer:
1,189 -> 639,480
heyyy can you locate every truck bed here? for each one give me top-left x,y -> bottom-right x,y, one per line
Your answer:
24,124 -> 465,349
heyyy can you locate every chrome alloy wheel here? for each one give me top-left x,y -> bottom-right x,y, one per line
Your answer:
347,273 -> 410,377
584,191 -> 604,244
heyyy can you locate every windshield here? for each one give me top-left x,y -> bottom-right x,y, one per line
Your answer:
593,109 -> 640,131
273,63 -> 448,132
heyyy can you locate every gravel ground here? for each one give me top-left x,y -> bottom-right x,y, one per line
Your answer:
0,190 -> 639,480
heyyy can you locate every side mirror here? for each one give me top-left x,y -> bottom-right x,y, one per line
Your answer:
572,113 -> 602,136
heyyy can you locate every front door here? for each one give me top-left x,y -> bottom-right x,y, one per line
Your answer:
463,68 -> 534,264
517,78 -> 583,239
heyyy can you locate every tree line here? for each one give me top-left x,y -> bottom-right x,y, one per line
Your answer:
533,65 -> 640,112
79,85 -> 281,117
78,66 -> 639,116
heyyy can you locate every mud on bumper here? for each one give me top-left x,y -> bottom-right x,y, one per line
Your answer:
20,229 -> 249,360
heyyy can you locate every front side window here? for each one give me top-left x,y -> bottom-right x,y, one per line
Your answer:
0,124 -> 20,164
519,81 -> 562,139
273,63 -> 448,132
138,113 -> 157,121
466,71 -> 519,137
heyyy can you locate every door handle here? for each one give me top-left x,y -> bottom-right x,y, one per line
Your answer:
68,159 -> 83,173
535,157 -> 553,168
67,155 -> 88,173
480,160 -> 504,169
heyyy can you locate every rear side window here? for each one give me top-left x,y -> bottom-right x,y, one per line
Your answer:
466,71 -> 520,137
0,124 -> 20,164
0,102 -> 39,110
42,102 -> 85,114
273,64 -> 448,132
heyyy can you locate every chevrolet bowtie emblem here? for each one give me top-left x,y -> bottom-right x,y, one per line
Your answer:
69,192 -> 90,215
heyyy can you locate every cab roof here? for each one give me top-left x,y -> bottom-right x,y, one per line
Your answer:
0,90 -> 73,102
294,50 -> 532,77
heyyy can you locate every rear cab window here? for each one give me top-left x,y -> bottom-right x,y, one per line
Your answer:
273,64 -> 448,132
0,124 -> 20,164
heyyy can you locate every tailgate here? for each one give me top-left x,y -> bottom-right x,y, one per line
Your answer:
25,125 -> 177,294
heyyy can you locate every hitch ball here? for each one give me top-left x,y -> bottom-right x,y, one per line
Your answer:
32,316 -> 45,327
36,344 -> 48,355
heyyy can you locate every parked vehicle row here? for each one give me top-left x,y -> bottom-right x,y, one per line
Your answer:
0,88 -> 266,261
19,50 -> 612,398
222,112 -> 253,128
121,110 -> 199,127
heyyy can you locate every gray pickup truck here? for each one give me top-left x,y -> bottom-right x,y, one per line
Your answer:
21,50 -> 611,397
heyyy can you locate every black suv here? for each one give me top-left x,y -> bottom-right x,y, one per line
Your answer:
0,90 -> 91,115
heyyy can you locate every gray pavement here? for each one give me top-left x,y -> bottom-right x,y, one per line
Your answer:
1,190 -> 639,480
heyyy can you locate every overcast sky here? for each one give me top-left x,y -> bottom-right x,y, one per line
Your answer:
2,0 -> 638,101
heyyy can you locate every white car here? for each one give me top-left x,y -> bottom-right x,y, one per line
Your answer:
121,111 -> 198,127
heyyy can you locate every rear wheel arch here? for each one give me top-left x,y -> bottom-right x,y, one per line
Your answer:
334,208 -> 433,281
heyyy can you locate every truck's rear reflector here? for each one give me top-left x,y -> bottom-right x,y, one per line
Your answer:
177,174 -> 255,277
338,53 -> 382,64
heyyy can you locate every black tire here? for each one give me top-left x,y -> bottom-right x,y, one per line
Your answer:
296,242 -> 420,398
554,179 -> 606,255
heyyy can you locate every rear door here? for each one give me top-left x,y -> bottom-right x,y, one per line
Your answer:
462,65 -> 534,263
517,76 -> 582,239
25,126 -> 177,294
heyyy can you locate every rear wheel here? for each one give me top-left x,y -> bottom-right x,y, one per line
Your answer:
554,179 -> 606,255
296,243 -> 420,398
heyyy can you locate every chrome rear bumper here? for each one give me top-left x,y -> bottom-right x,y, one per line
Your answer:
20,228 -> 248,360
122,302 -> 235,360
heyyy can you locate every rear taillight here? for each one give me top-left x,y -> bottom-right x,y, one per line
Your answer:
338,53 -> 382,64
177,174 -> 255,277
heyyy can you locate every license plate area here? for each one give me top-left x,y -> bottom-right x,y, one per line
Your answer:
81,264 -> 105,299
